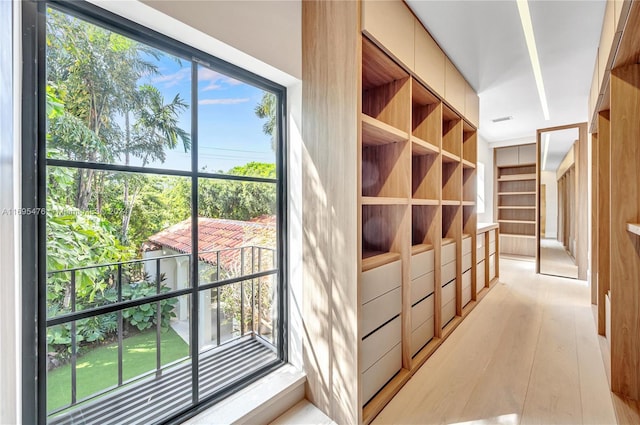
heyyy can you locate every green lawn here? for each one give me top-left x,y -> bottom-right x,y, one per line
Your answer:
47,327 -> 189,412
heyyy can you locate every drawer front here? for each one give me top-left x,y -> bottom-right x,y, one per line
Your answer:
361,316 -> 401,372
442,279 -> 456,305
462,273 -> 472,307
361,260 -> 402,305
411,294 -> 434,331
441,299 -> 456,327
441,260 -> 456,286
462,237 -> 472,255
411,316 -> 435,356
489,230 -> 496,243
477,245 -> 485,262
411,271 -> 434,305
362,342 -> 402,405
362,287 -> 402,337
442,242 -> 456,265
489,240 -> 496,255
411,249 -> 434,280
489,254 -> 496,280
476,260 -> 485,294
462,252 -> 472,272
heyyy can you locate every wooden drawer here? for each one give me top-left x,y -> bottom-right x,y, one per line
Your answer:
411,249 -> 434,280
477,245 -> 485,262
362,287 -> 401,337
489,240 -> 496,255
441,260 -> 456,286
361,260 -> 401,305
442,279 -> 456,305
476,260 -> 485,294
411,316 -> 435,356
362,0 -> 415,71
462,252 -> 472,272
462,236 -> 472,255
462,270 -> 471,307
411,271 -> 434,305
489,230 -> 496,243
441,299 -> 456,327
411,294 -> 435,331
489,254 -> 496,280
442,242 -> 456,265
361,316 -> 401,372
362,342 -> 402,405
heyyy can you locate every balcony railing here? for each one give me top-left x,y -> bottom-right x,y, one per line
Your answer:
45,245 -> 277,420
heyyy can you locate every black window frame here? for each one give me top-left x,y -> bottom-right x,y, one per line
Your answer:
21,1 -> 288,423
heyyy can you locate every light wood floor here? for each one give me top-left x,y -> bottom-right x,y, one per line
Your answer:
540,238 -> 579,279
373,258 -> 616,425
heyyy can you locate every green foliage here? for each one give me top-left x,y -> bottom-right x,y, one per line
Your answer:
254,92 -> 277,151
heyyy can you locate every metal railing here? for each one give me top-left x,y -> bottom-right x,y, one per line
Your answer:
45,245 -> 277,416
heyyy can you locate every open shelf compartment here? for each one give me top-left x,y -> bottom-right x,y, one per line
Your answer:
412,79 -> 442,147
362,204 -> 408,271
442,105 -> 462,158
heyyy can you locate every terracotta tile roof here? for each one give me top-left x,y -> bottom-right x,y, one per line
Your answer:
145,216 -> 276,266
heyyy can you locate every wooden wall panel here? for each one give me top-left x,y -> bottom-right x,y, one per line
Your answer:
597,111 -> 610,336
302,2 -> 360,422
610,65 -> 640,400
576,123 -> 589,280
414,24 -> 445,98
444,58 -> 466,115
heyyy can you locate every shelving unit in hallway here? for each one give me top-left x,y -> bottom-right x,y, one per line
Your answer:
494,144 -> 537,258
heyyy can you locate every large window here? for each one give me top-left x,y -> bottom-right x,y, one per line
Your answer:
23,2 -> 287,424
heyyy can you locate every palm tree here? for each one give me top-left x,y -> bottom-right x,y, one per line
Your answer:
254,92 -> 277,151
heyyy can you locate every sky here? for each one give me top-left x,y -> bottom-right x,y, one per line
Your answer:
134,53 -> 276,174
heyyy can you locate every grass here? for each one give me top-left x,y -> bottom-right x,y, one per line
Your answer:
47,327 -> 189,412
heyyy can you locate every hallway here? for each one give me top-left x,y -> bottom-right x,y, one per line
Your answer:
540,238 -> 579,279
373,259 -> 615,425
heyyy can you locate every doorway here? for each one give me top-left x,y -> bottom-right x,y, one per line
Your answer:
536,123 -> 588,279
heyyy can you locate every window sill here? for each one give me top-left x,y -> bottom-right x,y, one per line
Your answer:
182,364 -> 306,424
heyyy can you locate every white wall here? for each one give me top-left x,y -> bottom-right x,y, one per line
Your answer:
477,135 -> 494,223
541,171 -> 558,239
5,1 -> 303,421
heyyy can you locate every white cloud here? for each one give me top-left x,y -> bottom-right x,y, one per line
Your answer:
151,67 -> 190,88
198,98 -> 250,105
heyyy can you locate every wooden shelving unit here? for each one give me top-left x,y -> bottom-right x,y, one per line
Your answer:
495,160 -> 537,257
302,2 -> 493,423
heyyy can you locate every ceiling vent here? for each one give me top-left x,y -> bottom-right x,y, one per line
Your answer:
492,116 -> 513,123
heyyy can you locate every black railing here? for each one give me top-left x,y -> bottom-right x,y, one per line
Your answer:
45,245 -> 277,416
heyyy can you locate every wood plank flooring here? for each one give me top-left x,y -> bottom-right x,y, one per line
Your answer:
373,258 -> 616,425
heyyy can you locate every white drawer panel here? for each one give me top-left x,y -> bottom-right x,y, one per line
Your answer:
362,342 -> 402,405
411,249 -> 434,280
477,245 -> 485,262
489,230 -> 496,243
489,254 -> 496,280
462,237 -> 472,255
411,316 -> 435,356
362,287 -> 402,337
361,316 -> 401,372
476,260 -> 485,294
411,294 -> 434,331
462,273 -> 472,307
361,260 -> 402,305
489,240 -> 496,255
442,279 -> 456,305
441,260 -> 456,285
477,235 -> 485,249
411,271 -> 434,305
442,242 -> 456,265
462,252 -> 472,271
441,299 -> 456,327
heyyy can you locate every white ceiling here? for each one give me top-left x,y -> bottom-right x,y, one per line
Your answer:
406,0 -> 606,145
541,127 -> 578,172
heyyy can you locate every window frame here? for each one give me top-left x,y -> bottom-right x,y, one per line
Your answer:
21,1 -> 288,423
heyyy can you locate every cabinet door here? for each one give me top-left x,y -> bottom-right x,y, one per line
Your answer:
415,23 -> 445,97
465,82 -> 479,127
518,144 -> 537,164
362,0 -> 414,70
445,58 -> 466,114
495,146 -> 519,166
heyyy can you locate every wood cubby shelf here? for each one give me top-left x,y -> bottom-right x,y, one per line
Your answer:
498,191 -> 536,196
362,114 -> 409,146
411,243 -> 434,255
442,200 -> 460,206
362,196 -> 409,206
462,159 -> 475,169
627,223 -> 640,236
362,251 -> 402,272
411,199 -> 439,206
411,136 -> 439,156
497,174 -> 537,182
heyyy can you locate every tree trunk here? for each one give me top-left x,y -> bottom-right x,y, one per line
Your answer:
76,168 -> 94,210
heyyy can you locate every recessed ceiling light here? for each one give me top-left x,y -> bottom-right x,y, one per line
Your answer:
517,0 -> 551,121
492,116 -> 513,123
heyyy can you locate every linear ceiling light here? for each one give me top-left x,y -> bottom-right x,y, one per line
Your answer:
542,133 -> 550,171
516,0 -> 550,120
